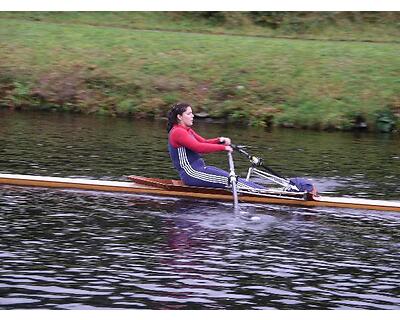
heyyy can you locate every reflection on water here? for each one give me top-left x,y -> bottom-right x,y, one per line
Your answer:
1,110 -> 400,309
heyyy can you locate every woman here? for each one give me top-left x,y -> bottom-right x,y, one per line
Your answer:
167,102 -> 262,189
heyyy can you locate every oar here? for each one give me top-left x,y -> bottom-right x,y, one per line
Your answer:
228,150 -> 261,221
227,151 -> 239,210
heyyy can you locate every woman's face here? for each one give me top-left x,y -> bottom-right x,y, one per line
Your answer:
178,106 -> 194,127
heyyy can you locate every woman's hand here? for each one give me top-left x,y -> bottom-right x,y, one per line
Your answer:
219,137 -> 231,146
224,146 -> 233,152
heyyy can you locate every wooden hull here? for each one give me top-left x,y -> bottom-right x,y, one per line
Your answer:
1,173 -> 400,212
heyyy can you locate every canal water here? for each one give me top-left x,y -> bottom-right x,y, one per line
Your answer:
0,110 -> 399,309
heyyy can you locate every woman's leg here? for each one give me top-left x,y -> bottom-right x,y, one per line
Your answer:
180,164 -> 264,189
180,165 -> 229,188
204,166 -> 264,189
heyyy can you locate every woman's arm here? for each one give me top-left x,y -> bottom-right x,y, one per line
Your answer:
190,129 -> 231,145
170,127 -> 227,153
189,129 -> 219,144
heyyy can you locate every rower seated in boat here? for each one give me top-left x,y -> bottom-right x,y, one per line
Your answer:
167,102 -> 263,190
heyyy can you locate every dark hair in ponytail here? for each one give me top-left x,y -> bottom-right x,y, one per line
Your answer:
167,102 -> 191,133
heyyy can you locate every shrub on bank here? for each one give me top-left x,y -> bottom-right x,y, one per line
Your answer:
1,65 -> 399,133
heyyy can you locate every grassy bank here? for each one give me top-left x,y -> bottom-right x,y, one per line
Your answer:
0,13 -> 399,132
1,12 -> 400,43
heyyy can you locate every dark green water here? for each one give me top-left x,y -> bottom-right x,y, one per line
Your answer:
1,110 -> 399,309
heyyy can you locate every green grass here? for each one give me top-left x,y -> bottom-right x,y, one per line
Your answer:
1,12 -> 399,43
0,13 -> 399,132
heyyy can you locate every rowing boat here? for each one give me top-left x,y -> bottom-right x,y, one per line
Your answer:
1,173 -> 400,212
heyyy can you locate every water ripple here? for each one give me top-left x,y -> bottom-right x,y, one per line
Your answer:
1,112 -> 400,309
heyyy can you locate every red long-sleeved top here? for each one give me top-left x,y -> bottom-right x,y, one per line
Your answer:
169,124 -> 226,153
